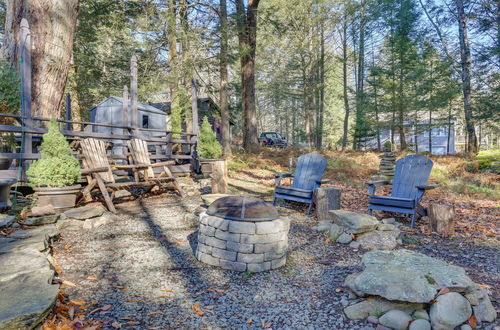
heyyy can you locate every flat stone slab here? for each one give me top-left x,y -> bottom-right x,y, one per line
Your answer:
201,194 -> 231,206
345,250 -> 475,303
8,224 -> 59,240
329,210 -> 379,234
356,229 -> 400,250
63,204 -> 106,220
21,214 -> 59,226
0,248 -> 52,282
0,235 -> 47,254
0,214 -> 15,229
0,271 -> 59,329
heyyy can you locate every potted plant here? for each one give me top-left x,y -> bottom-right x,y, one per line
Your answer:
26,119 -> 81,210
197,116 -> 223,177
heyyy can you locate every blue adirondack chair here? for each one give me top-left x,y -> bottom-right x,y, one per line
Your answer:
367,154 -> 439,227
273,153 -> 328,215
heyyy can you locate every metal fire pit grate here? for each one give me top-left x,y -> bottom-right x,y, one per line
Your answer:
206,196 -> 279,221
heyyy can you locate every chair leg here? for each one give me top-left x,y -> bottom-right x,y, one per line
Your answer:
273,197 -> 277,206
368,208 -> 372,215
95,176 -> 116,214
306,202 -> 313,216
410,213 -> 416,228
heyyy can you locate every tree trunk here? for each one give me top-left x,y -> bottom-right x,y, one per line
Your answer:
447,100 -> 452,154
167,0 -> 180,132
398,55 -> 407,150
314,187 -> 341,220
428,204 -> 455,237
316,27 -> 325,150
4,0 -> 79,118
456,0 -> 478,154
341,15 -> 350,150
210,160 -> 228,194
237,0 -> 260,153
219,0 -> 231,156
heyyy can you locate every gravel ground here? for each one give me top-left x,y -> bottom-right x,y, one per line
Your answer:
52,184 -> 499,329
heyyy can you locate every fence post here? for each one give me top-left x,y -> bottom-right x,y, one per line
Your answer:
130,55 -> 138,136
191,78 -> 199,172
122,85 -> 129,156
65,93 -> 71,130
20,18 -> 32,181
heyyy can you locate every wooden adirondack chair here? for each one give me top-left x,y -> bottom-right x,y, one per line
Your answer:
127,138 -> 184,197
273,153 -> 328,215
79,138 -> 155,213
367,154 -> 439,227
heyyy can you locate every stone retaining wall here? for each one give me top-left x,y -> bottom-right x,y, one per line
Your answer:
195,212 -> 290,272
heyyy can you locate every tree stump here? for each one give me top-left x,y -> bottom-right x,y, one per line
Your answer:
210,160 -> 228,194
428,204 -> 455,237
315,187 -> 341,220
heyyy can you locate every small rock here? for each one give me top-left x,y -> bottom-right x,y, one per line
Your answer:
377,223 -> 397,231
30,205 -> 56,217
382,218 -> 395,224
21,215 -> 59,226
379,310 -> 412,330
349,241 -> 360,249
312,224 -> 331,233
343,297 -> 423,320
336,232 -> 353,244
472,290 -> 497,322
409,319 -> 431,330
340,296 -> 349,307
356,230 -> 400,250
11,223 -> 20,228
367,316 -> 379,324
429,292 -> 472,330
329,224 -> 343,240
329,210 -> 379,234
376,326 -> 391,330
63,205 -> 106,220
0,214 -> 15,228
460,325 -> 472,330
412,310 -> 429,320
83,214 -> 115,230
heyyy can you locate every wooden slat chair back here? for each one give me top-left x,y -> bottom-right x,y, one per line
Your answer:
273,153 -> 328,215
367,154 -> 438,227
80,138 -> 115,183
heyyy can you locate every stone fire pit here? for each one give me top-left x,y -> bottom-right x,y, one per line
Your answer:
195,196 -> 290,272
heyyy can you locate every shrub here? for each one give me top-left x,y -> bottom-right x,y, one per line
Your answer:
476,149 -> 500,174
383,141 -> 393,150
197,116 -> 222,159
0,60 -> 20,115
27,120 -> 80,187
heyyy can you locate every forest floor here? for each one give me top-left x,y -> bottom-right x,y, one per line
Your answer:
48,149 -> 499,329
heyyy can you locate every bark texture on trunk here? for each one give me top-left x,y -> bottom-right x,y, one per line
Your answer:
237,0 -> 260,153
4,0 -> 79,119
341,17 -> 350,150
220,0 -> 231,156
456,0 -> 478,154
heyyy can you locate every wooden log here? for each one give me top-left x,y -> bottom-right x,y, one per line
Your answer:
210,160 -> 228,194
314,187 -> 341,220
428,204 -> 455,237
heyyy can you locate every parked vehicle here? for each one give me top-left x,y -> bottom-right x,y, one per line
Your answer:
258,132 -> 287,148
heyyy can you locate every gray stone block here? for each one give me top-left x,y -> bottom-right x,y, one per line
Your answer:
271,255 -> 287,269
228,221 -> 256,234
207,216 -> 230,230
198,233 -> 207,244
247,262 -> 271,273
264,250 -> 285,261
226,241 -> 254,253
255,221 -> 280,234
212,247 -> 237,261
214,229 -> 241,242
219,260 -> 247,272
241,232 -> 287,244
237,252 -> 264,263
254,241 -> 287,254
196,243 -> 213,254
205,236 -> 226,249
199,212 -> 210,225
199,224 -> 216,237
198,251 -> 220,266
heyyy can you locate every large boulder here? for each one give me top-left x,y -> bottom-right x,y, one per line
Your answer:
0,271 -> 59,329
429,292 -> 472,330
329,210 -> 379,234
356,229 -> 400,250
63,204 -> 106,220
345,250 -> 475,303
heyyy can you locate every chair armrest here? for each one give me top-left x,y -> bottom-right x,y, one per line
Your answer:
114,164 -> 149,170
151,161 -> 175,168
274,173 -> 293,185
81,167 -> 109,175
416,184 -> 440,190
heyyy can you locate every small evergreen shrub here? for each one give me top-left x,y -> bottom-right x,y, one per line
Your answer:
0,60 -> 20,115
27,120 -> 81,187
197,116 -> 222,159
383,141 -> 393,150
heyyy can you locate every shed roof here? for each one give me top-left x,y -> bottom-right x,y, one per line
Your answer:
90,96 -> 166,116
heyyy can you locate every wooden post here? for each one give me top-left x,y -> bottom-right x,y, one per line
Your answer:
20,18 -> 32,181
191,78 -> 199,138
428,204 -> 455,237
210,160 -> 228,193
122,85 -> 129,156
65,93 -> 72,130
130,55 -> 138,135
314,187 -> 341,220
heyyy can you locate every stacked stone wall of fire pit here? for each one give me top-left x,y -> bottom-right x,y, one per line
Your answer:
196,212 -> 290,272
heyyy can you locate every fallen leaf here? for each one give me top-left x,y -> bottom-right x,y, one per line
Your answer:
469,315 -> 477,328
116,285 -> 127,290
53,265 -> 62,274
175,239 -> 188,244
335,289 -> 344,293
437,288 -> 450,296
127,321 -> 139,325
149,327 -> 162,330
126,299 -> 138,302
111,321 -> 121,329
69,299 -> 86,306
78,305 -> 90,310
86,276 -> 97,281
261,319 -> 272,328
191,304 -> 204,316
246,317 -> 253,324
207,288 -> 225,294
478,284 -> 491,289
61,280 -> 76,287
89,304 -> 112,314
162,289 -> 173,293
158,237 -> 168,242
64,244 -> 72,250
156,295 -> 169,299
147,312 -> 162,317
120,317 -> 133,321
